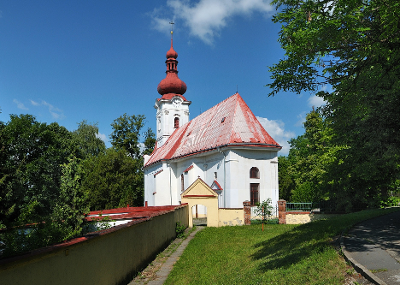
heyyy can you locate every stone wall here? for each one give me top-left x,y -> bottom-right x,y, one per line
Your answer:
286,212 -> 339,224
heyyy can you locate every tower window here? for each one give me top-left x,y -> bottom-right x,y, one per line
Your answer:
250,167 -> 260,179
174,117 -> 179,128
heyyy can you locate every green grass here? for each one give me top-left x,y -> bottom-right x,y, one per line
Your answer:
165,207 -> 400,285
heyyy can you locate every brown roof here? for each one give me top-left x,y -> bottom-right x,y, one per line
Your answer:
144,93 -> 281,167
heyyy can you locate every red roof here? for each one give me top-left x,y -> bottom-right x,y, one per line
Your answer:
211,180 -> 223,191
144,93 -> 281,167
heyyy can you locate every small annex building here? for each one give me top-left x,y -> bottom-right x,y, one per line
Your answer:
143,34 -> 281,219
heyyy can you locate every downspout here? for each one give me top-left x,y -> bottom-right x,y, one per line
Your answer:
217,147 -> 227,208
169,163 -> 173,205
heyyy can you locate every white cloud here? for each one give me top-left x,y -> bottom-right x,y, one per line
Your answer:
30,99 -> 40,106
151,0 -> 274,45
307,95 -> 325,108
30,100 -> 65,119
256,116 -> 295,156
13,99 -> 29,110
96,132 -> 108,143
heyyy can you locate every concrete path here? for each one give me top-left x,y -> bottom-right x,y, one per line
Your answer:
129,226 -> 203,285
341,210 -> 400,285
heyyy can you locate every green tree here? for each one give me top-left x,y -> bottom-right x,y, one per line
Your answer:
72,120 -> 106,158
268,0 -> 400,209
285,110 -> 343,202
0,115 -> 90,257
142,128 -> 156,156
52,157 -> 89,240
0,115 -> 80,228
82,148 -> 144,210
110,114 -> 145,158
278,156 -> 295,201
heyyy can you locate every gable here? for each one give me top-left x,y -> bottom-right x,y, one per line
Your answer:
211,180 -> 223,191
182,178 -> 218,198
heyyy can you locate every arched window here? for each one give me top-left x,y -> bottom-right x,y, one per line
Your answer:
250,167 -> 259,179
174,117 -> 179,129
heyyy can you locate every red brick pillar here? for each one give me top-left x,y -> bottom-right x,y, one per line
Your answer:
278,200 -> 286,224
243,201 -> 251,225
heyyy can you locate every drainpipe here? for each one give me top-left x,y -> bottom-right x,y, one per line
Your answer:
168,163 -> 172,205
217,147 -> 227,208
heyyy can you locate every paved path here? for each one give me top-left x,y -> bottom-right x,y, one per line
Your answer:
341,210 -> 400,285
129,226 -> 203,285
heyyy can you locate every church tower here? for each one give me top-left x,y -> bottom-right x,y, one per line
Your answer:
155,29 -> 190,147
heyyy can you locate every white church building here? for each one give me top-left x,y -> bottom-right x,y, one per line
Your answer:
143,36 -> 281,213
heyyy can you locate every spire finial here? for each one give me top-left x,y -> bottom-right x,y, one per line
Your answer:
169,21 -> 174,42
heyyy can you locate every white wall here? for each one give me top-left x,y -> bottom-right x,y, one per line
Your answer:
155,97 -> 190,147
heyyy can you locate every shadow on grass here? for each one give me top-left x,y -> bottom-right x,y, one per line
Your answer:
251,208 -> 400,272
251,220 -> 332,271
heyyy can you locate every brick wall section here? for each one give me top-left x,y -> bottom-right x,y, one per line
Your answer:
278,200 -> 286,224
243,201 -> 251,225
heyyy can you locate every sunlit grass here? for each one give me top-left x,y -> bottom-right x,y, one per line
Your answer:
165,207 -> 400,285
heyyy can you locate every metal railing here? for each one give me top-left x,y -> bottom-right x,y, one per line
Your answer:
286,202 -> 313,212
286,201 -> 338,213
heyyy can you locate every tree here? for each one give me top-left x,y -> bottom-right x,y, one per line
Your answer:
278,156 -> 295,201
280,110 -> 344,203
287,111 -> 336,202
0,115 -> 91,257
72,120 -> 106,158
110,114 -> 145,159
82,149 -> 144,210
268,0 -> 400,209
52,157 -> 89,240
254,199 -> 274,220
142,128 -> 156,156
0,115 -> 80,228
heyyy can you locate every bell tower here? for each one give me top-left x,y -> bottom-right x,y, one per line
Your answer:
155,26 -> 191,147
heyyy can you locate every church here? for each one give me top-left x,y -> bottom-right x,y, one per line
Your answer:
143,35 -> 281,213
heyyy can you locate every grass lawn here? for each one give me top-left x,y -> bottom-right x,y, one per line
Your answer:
165,207 -> 400,285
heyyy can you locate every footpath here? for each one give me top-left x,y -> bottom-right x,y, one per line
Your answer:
341,210 -> 400,285
129,226 -> 203,285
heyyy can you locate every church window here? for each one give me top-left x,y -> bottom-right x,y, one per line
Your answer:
174,117 -> 179,128
214,172 -> 217,179
250,167 -> 260,179
181,174 -> 184,192
250,183 -> 259,206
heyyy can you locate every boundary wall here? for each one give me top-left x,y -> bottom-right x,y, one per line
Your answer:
218,208 -> 244,226
286,212 -> 339,224
278,200 -> 339,224
0,205 -> 188,285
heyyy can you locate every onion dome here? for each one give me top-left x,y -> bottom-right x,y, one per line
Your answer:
166,43 -> 178,59
157,38 -> 187,97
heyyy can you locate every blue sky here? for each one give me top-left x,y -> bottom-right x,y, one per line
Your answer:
0,0 -> 325,156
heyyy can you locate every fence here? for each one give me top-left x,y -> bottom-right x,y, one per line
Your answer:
286,201 -> 337,213
250,205 -> 279,221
